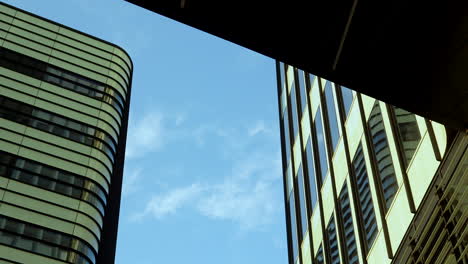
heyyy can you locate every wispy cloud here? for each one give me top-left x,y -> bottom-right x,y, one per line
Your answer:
248,120 -> 269,137
122,167 -> 143,197
132,183 -> 203,221
125,112 -> 165,159
131,150 -> 283,230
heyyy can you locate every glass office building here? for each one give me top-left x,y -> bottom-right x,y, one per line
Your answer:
277,62 -> 467,264
0,3 -> 132,264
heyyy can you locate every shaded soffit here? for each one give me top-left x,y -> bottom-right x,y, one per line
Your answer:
125,0 -> 468,129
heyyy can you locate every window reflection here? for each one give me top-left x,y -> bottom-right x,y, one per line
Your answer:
282,108 -> 291,167
316,245 -> 324,264
324,81 -> 340,151
339,184 -> 359,264
305,137 -> 318,210
368,102 -> 398,211
297,70 -> 307,115
297,165 -> 308,238
341,86 -> 354,118
290,83 -> 299,143
327,216 -> 340,264
353,144 -> 378,251
392,106 -> 421,168
289,192 -> 299,262
314,108 -> 328,184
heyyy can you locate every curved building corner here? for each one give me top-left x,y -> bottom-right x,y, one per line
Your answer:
0,2 -> 132,264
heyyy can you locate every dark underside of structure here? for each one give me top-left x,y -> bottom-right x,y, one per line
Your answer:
125,0 -> 468,129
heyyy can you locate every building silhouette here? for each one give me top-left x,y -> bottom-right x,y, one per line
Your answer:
0,2 -> 132,263
277,62 -> 467,264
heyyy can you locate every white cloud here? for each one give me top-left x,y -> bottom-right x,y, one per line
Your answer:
132,150 -> 283,230
248,120 -> 268,137
122,167 -> 143,197
131,183 -> 203,221
125,112 -> 164,159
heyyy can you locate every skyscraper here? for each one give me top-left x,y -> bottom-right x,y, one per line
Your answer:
0,2 -> 132,264
277,62 -> 467,264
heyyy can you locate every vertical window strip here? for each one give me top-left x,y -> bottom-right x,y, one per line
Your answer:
290,83 -> 299,143
392,106 -> 422,168
297,165 -> 308,238
309,73 -> 316,90
327,216 -> 341,264
305,137 -> 318,210
283,109 -> 292,168
316,245 -> 324,264
353,144 -> 378,252
339,184 -> 359,264
324,82 -> 340,151
279,62 -> 286,94
368,102 -> 398,211
289,192 -> 299,263
314,108 -> 328,184
341,86 -> 354,119
297,70 -> 307,115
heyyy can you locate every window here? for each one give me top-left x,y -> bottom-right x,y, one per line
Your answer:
297,165 -> 308,238
0,96 -> 116,164
314,108 -> 328,184
368,102 -> 398,211
316,244 -> 324,264
297,70 -> 307,115
309,73 -> 316,89
289,192 -> 299,262
324,81 -> 340,151
353,144 -> 378,251
339,184 -> 359,264
279,62 -> 286,93
282,109 -> 292,166
290,83 -> 299,143
0,215 -> 94,264
341,86 -> 354,118
305,137 -> 318,210
327,216 -> 340,264
0,47 -> 124,115
392,106 -> 421,168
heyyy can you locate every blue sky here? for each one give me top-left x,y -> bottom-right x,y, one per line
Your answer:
3,0 -> 287,263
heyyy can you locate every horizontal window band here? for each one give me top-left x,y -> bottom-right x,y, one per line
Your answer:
0,71 -> 123,128
0,130 -> 113,186
0,150 -> 107,204
0,38 -> 129,99
0,138 -> 111,191
0,85 -> 121,143
0,215 -> 95,264
0,190 -> 102,244
1,95 -> 118,158
0,29 -> 130,91
0,13 -> 132,83
0,110 -> 116,175
0,163 -> 106,217
0,107 -> 116,169
0,46 -> 126,117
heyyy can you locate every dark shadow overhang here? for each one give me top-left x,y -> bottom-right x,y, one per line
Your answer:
125,0 -> 468,129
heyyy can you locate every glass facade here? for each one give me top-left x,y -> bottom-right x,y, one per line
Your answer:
277,62 -> 452,264
368,102 -> 398,211
391,107 -> 421,168
314,108 -> 328,183
0,3 -> 132,263
324,81 -> 340,151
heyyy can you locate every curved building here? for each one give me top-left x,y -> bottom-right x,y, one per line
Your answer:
0,2 -> 132,264
277,62 -> 467,264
